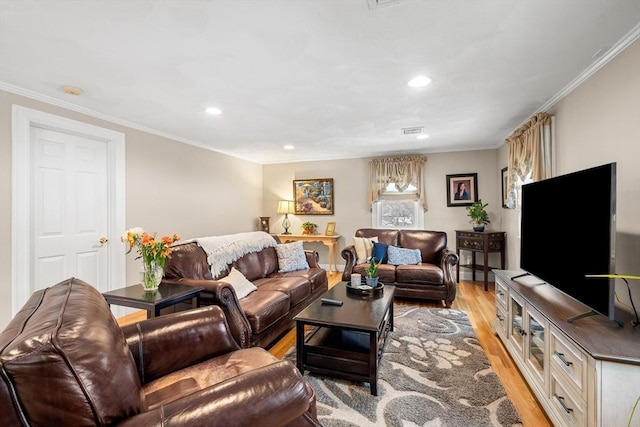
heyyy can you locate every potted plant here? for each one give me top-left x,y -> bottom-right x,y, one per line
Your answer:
301,221 -> 318,235
466,200 -> 490,231
365,257 -> 382,287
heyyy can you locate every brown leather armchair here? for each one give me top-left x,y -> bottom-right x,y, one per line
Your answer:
0,278 -> 320,426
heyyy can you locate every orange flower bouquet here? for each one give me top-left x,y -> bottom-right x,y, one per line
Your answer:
122,227 -> 180,290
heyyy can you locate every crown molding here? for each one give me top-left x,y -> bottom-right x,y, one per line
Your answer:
539,23 -> 640,112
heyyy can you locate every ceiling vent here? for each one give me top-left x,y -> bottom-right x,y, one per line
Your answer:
367,0 -> 403,11
401,126 -> 424,135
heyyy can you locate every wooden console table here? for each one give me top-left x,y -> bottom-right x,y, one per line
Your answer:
275,234 -> 341,272
455,230 -> 505,291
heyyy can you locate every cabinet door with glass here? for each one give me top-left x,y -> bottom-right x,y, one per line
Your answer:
524,304 -> 549,392
509,292 -> 526,358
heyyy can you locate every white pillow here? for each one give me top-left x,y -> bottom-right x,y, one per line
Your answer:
276,241 -> 310,273
220,267 -> 257,299
353,236 -> 378,264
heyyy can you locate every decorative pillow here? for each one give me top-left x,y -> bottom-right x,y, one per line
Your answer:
276,241 -> 310,273
387,246 -> 422,266
371,242 -> 389,263
353,236 -> 378,264
220,267 -> 257,299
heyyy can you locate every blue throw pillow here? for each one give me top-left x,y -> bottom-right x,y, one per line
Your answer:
371,242 -> 389,263
387,246 -> 422,265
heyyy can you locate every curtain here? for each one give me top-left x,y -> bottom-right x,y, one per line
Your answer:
505,112 -> 553,207
368,155 -> 427,211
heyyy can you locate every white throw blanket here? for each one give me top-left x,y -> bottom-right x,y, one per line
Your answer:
183,231 -> 277,278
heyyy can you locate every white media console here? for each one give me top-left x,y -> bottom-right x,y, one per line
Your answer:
493,270 -> 639,427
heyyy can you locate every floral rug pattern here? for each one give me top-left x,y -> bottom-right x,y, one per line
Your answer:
287,307 -> 522,426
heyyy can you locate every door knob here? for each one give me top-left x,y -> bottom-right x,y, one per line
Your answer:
99,237 -> 109,245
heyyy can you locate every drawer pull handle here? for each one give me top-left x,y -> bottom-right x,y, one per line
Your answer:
497,314 -> 504,321
555,351 -> 573,366
519,328 -> 527,337
554,394 -> 574,414
497,291 -> 504,297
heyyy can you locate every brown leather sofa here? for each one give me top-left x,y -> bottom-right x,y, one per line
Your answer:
342,228 -> 459,307
163,241 -> 328,348
0,278 -> 320,427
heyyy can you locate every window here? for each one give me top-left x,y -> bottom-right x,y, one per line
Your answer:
372,183 -> 424,229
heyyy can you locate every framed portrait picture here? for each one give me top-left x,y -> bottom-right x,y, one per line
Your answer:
325,222 -> 336,236
446,173 -> 478,207
293,178 -> 334,215
501,167 -> 511,208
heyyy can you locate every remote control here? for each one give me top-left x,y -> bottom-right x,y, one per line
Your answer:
321,298 -> 343,306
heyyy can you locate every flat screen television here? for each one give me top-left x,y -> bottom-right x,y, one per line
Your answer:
519,163 -> 616,323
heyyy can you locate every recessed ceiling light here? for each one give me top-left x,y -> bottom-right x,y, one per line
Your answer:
407,75 -> 432,88
60,85 -> 83,96
283,145 -> 295,150
416,134 -> 429,140
205,107 -> 222,115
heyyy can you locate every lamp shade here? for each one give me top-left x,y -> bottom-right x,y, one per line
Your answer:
277,200 -> 294,214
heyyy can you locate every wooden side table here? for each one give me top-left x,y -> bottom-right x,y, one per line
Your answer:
275,234 -> 341,273
103,282 -> 203,319
455,230 -> 506,291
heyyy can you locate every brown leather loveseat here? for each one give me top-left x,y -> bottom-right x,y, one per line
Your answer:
163,238 -> 328,348
0,278 -> 320,426
342,228 -> 459,307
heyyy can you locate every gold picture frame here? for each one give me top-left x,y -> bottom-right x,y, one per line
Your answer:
325,222 -> 336,236
293,178 -> 334,215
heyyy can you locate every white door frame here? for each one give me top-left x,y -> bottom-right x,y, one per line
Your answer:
11,105 -> 126,315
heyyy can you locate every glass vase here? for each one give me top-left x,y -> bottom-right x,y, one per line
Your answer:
140,261 -> 163,291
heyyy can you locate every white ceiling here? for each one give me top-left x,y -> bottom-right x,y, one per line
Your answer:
1,1 -> 639,164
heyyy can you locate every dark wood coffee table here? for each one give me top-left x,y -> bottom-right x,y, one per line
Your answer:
294,282 -> 395,395
103,282 -> 203,319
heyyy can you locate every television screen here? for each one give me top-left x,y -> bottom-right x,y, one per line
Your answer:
520,163 -> 616,320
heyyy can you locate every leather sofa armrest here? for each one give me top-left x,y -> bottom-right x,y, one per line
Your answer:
115,361 -> 319,427
304,250 -> 320,268
161,278 -> 252,348
121,306 -> 241,384
440,248 -> 459,307
341,245 -> 357,282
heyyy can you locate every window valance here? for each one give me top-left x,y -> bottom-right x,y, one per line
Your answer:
368,155 -> 427,211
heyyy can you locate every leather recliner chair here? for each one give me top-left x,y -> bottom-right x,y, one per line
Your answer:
0,278 -> 320,426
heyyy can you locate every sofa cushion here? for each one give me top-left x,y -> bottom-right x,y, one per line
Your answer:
142,347 -> 278,409
231,247 -> 280,281
396,264 -> 444,284
255,276 -> 311,306
220,267 -> 258,299
398,230 -> 447,264
353,263 -> 396,284
388,245 -> 422,265
276,267 -> 327,291
239,291 -> 290,334
353,236 -> 378,264
0,278 -> 145,426
276,241 -> 310,273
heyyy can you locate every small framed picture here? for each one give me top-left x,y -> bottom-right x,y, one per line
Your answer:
501,167 -> 511,209
446,173 -> 478,207
325,222 -> 336,236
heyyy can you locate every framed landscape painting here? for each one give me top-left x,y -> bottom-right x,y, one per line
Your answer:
293,178 -> 334,215
446,173 -> 478,207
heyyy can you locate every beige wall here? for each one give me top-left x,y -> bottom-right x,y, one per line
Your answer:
263,149 -> 504,274
0,90 -> 263,328
498,40 -> 640,315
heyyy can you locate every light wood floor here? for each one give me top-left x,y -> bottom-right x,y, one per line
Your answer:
118,273 -> 551,426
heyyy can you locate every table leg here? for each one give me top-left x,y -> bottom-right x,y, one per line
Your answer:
296,321 -> 304,374
369,330 -> 378,396
193,293 -> 201,309
456,248 -> 460,283
471,252 -> 476,281
483,249 -> 489,291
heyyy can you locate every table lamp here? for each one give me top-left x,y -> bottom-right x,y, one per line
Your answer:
277,200 -> 294,235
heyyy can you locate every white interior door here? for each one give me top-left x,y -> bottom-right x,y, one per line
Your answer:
12,106 -> 126,315
32,128 -> 109,292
